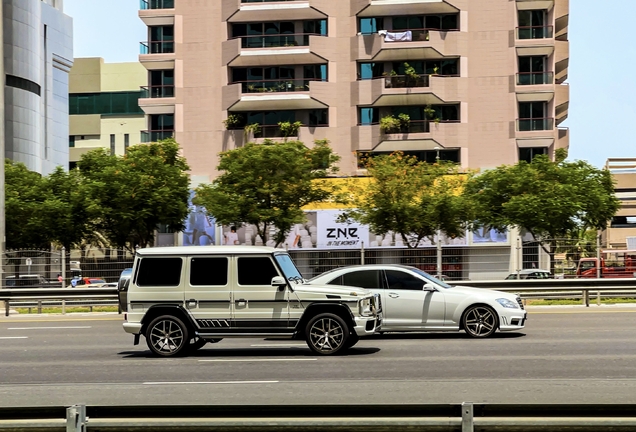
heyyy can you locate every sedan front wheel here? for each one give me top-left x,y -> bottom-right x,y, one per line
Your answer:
462,305 -> 498,338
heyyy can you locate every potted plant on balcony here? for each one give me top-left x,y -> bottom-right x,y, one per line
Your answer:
244,123 -> 261,140
404,63 -> 420,87
379,115 -> 401,134
397,113 -> 411,131
382,69 -> 398,88
223,114 -> 243,130
278,120 -> 302,139
424,104 -> 440,125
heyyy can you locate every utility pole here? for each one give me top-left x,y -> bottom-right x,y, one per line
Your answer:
0,4 -> 6,285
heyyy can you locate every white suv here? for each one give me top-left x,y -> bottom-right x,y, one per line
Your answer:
120,246 -> 381,357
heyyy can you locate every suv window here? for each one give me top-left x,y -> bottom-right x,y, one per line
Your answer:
386,270 -> 425,291
237,256 -> 279,285
190,257 -> 228,286
340,270 -> 384,289
136,257 -> 183,287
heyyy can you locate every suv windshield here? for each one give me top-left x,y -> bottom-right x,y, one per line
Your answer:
274,253 -> 304,281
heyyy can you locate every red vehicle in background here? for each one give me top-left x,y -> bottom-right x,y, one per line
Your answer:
576,250 -> 636,278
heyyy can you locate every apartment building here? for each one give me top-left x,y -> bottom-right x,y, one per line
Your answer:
137,0 -> 569,184
604,158 -> 636,249
3,0 -> 73,175
68,58 -> 146,167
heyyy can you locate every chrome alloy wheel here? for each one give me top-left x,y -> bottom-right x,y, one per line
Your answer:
307,315 -> 346,354
148,317 -> 186,355
463,306 -> 498,338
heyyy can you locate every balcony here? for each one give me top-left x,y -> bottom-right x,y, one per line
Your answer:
222,79 -> 331,110
516,72 -> 553,86
223,34 -> 332,67
555,83 -> 569,125
554,0 -> 569,41
224,124 -> 330,146
223,0 -> 329,22
139,41 -> 175,70
355,0 -> 459,17
355,29 -> 464,62
139,85 -> 176,115
516,25 -> 553,40
555,39 -> 569,83
517,118 -> 554,132
141,130 -> 174,142
355,120 -> 465,152
356,74 -> 461,107
139,0 -> 174,26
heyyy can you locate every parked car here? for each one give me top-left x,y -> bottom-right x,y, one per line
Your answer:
505,269 -> 552,280
5,274 -> 57,288
309,264 -> 526,338
68,277 -> 107,288
121,247 -> 381,357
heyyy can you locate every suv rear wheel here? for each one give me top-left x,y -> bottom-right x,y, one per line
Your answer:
146,315 -> 189,357
305,313 -> 349,355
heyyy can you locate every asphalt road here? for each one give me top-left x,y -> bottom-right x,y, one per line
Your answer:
1,306 -> 636,406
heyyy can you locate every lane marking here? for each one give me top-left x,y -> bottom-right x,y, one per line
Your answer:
0,336 -> 28,339
143,380 -> 279,385
250,343 -> 308,347
528,310 -> 636,314
7,326 -> 92,330
0,317 -> 121,323
198,358 -> 316,363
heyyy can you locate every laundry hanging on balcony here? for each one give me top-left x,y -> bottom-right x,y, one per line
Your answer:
378,30 -> 412,42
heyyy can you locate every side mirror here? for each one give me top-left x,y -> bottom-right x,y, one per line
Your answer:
423,283 -> 437,292
271,276 -> 287,291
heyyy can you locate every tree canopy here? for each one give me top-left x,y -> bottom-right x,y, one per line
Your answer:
78,138 -> 190,250
194,139 -> 340,247
341,152 -> 474,248
464,151 -> 619,242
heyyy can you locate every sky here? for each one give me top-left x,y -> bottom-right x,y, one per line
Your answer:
63,0 -> 634,168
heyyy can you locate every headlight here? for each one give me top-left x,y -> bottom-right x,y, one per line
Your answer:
359,297 -> 374,316
496,298 -> 519,309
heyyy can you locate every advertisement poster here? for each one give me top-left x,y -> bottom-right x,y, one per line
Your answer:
182,191 -> 216,246
469,227 -> 509,245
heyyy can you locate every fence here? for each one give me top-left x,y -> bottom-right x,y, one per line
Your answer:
3,402 -> 636,431
0,238 -> 615,288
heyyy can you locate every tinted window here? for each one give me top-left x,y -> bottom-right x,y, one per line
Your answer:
237,257 -> 279,285
136,257 -> 183,287
327,275 -> 344,285
190,257 -> 228,286
341,270 -> 383,289
386,270 -> 425,291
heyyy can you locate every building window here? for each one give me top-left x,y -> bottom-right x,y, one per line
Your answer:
517,10 -> 551,39
519,147 -> 547,163
110,134 -> 116,155
358,149 -> 461,168
124,134 -> 130,152
610,216 -> 636,228
69,91 -> 143,115
518,102 -> 551,131
69,136 -> 75,148
6,74 -> 41,96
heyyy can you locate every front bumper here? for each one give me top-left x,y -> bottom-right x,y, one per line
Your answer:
353,313 -> 382,337
499,310 -> 527,331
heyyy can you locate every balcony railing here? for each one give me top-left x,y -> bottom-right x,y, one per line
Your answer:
140,41 -> 175,54
234,79 -> 323,93
516,25 -> 554,40
517,118 -> 554,131
382,74 -> 430,89
229,125 -> 301,139
140,85 -> 175,98
141,130 -> 174,142
234,33 -> 324,49
516,72 -> 554,85
241,0 -> 298,2
140,0 -> 174,9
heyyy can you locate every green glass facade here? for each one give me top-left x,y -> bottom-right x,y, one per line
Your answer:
69,91 -> 144,115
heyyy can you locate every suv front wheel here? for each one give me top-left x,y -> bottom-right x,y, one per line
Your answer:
146,315 -> 189,357
305,313 -> 350,355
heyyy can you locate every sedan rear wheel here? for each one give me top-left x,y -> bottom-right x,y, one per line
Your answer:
462,305 -> 498,338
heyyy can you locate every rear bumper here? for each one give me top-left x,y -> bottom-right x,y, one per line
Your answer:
123,322 -> 142,335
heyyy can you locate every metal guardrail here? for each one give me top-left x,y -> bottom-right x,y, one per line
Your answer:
2,403 -> 636,431
2,280 -> 636,316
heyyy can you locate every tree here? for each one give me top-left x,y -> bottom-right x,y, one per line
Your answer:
464,151 -> 620,271
194,139 -> 340,247
78,139 -> 191,250
342,153 -> 474,248
4,160 -> 52,249
40,167 -> 95,252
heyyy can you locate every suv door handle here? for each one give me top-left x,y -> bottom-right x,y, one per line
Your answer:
186,299 -> 198,308
235,298 -> 248,305
388,292 -> 400,298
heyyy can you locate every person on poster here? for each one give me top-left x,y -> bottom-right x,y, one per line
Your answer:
224,226 -> 239,245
